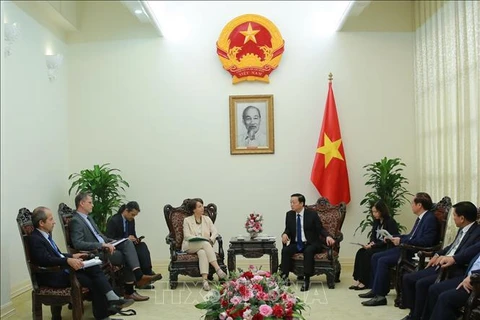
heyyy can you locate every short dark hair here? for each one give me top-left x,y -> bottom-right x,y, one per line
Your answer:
414,192 -> 433,210
117,201 -> 141,215
187,198 -> 204,214
32,206 -> 49,228
75,192 -> 91,209
291,193 -> 305,206
452,201 -> 478,222
242,106 -> 261,121
373,200 -> 390,219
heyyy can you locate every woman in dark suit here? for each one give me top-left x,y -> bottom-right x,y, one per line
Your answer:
350,200 -> 399,290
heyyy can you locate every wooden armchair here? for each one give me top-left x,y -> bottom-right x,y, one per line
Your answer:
57,203 -> 124,295
17,207 -> 88,320
393,196 -> 452,307
164,199 -> 227,289
434,263 -> 480,320
466,272 -> 480,320
287,197 -> 346,289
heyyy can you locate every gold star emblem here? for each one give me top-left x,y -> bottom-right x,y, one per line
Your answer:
317,133 -> 344,168
240,23 -> 260,44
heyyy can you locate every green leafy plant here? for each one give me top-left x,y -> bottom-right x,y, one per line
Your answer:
355,157 -> 412,236
68,163 -> 129,232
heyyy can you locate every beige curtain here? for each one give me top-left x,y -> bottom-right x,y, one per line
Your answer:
414,1 -> 480,245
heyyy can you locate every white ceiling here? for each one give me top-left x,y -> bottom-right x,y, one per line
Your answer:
10,0 -> 424,45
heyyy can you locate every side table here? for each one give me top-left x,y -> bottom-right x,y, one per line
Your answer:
227,237 -> 278,273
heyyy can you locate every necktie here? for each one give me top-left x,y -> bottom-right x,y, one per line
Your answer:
296,214 -> 304,252
48,234 -> 64,257
86,215 -> 105,244
466,252 -> 480,275
446,229 -> 464,256
49,234 -> 69,274
124,220 -> 129,238
409,218 -> 421,239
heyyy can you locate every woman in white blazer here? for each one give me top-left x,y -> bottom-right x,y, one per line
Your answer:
182,198 -> 226,290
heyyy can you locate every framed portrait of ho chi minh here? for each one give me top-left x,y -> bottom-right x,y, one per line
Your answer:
229,95 -> 274,155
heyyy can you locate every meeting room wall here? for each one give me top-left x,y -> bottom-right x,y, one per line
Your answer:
67,2 -> 419,268
1,0 -> 70,309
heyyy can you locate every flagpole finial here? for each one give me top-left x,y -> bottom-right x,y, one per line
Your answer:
328,73 -> 333,83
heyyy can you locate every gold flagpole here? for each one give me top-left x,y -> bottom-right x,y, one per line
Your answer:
328,72 -> 333,83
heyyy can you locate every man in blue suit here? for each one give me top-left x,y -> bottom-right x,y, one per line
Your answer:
360,192 -> 439,306
423,241 -> 480,320
399,201 -> 480,320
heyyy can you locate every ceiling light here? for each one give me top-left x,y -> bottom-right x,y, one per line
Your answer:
134,9 -> 143,15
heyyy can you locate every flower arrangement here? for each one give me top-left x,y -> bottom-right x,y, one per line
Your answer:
245,213 -> 263,237
196,265 -> 306,320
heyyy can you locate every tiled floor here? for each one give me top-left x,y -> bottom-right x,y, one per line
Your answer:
8,263 -> 409,319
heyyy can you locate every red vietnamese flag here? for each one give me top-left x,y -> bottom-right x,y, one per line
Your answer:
311,81 -> 350,205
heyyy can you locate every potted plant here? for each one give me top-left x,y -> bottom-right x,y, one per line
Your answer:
68,163 -> 129,232
355,157 -> 412,236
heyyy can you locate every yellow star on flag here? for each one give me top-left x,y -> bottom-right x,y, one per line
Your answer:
240,23 -> 260,44
316,133 -> 344,168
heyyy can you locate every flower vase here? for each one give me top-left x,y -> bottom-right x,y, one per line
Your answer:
249,232 -> 259,240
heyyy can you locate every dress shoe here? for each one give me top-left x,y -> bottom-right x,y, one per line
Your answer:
361,296 -> 387,306
300,279 -> 310,292
358,290 -> 375,298
124,291 -> 150,301
216,268 -> 227,279
108,298 -> 134,309
136,273 -> 162,288
202,280 -> 211,291
353,285 -> 367,290
136,284 -> 155,290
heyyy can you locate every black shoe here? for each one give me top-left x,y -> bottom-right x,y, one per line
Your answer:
358,290 -> 375,298
361,296 -> 387,306
349,284 -> 367,290
108,298 -> 134,309
300,278 -> 310,292
107,304 -> 121,315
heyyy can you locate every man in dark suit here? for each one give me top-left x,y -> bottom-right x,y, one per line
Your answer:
280,193 -> 335,291
106,201 -> 158,289
424,242 -> 480,320
360,192 -> 439,306
29,206 -> 134,320
400,201 -> 480,320
70,192 -> 162,302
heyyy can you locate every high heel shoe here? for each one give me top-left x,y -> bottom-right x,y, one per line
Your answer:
202,280 -> 211,291
216,268 -> 227,279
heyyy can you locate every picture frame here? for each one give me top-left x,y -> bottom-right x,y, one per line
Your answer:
229,94 -> 274,155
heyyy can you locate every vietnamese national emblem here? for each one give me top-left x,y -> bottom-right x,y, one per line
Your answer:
216,14 -> 285,84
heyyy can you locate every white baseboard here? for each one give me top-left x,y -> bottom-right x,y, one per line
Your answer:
10,280 -> 31,299
0,301 -> 16,319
